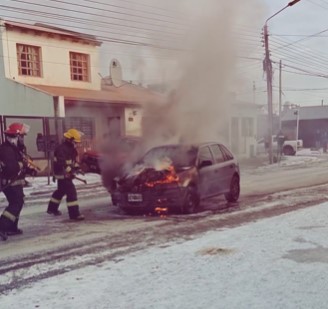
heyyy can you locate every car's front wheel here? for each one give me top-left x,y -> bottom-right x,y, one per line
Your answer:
225,175 -> 240,203
182,186 -> 199,214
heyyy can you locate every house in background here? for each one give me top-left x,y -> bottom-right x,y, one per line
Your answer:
0,18 -> 260,163
229,101 -> 262,158
281,105 -> 328,148
0,19 -> 163,162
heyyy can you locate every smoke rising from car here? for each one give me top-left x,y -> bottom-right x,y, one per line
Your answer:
142,0 -> 265,148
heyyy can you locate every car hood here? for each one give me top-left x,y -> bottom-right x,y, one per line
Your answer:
117,165 -> 196,190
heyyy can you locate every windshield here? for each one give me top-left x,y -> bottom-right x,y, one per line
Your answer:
141,145 -> 198,168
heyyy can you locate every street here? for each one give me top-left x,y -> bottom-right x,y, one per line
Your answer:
1,154 -> 328,296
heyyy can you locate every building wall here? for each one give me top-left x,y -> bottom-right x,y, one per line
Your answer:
64,104 -> 125,151
1,26 -> 101,90
124,107 -> 143,137
229,104 -> 259,158
0,30 -> 54,117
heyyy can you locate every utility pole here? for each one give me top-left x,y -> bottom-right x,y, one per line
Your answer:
263,24 -> 274,164
263,0 -> 301,164
279,60 -> 282,130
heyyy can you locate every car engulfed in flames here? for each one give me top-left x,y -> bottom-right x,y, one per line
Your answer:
112,157 -> 197,215
111,143 -> 240,215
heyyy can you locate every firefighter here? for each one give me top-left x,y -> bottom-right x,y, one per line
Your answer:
0,122 -> 31,236
47,128 -> 85,221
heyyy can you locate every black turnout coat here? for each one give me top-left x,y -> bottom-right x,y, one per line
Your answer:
53,140 -> 79,179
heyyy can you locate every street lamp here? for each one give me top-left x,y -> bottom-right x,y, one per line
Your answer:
263,0 -> 301,164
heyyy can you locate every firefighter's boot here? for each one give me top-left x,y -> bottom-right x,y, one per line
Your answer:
70,214 -> 85,221
47,209 -> 62,216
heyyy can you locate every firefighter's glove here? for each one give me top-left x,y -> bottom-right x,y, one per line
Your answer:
65,166 -> 72,173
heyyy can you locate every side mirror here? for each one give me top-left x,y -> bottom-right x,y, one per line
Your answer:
199,160 -> 212,169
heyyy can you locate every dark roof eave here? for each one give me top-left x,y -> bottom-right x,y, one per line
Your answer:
64,96 -> 143,106
5,22 -> 102,46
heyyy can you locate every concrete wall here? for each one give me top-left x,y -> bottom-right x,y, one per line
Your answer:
1,25 -> 101,90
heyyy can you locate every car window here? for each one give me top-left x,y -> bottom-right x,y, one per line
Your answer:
210,144 -> 225,163
142,145 -> 197,167
198,146 -> 214,164
219,145 -> 234,161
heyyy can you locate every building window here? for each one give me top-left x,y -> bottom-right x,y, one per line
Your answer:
64,117 -> 95,140
241,117 -> 254,137
16,44 -> 42,77
70,52 -> 90,82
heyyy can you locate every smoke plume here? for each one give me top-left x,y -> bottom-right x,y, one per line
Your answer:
142,0 -> 265,148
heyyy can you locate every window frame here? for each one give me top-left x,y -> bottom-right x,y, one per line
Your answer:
69,51 -> 90,82
16,43 -> 42,77
209,144 -> 225,164
198,146 -> 215,165
219,144 -> 234,161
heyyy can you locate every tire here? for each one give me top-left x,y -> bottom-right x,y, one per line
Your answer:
182,186 -> 199,214
283,145 -> 295,156
225,175 -> 240,203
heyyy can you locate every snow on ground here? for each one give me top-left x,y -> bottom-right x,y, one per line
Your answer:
2,200 -> 328,308
22,173 -> 102,197
254,149 -> 328,171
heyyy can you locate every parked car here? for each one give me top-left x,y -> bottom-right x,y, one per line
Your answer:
111,142 -> 240,215
257,135 -> 303,156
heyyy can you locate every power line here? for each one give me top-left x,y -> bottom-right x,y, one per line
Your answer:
0,11 -> 182,44
113,0 -> 185,15
82,0 -> 186,21
46,0 -> 188,27
6,0 -> 185,34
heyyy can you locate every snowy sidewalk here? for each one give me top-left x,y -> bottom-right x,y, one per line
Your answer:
0,173 -> 107,204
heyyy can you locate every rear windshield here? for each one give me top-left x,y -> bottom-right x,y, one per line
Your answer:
142,145 -> 198,167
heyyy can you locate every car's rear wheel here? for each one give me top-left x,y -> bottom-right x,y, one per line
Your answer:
182,186 -> 199,214
283,145 -> 295,156
225,175 -> 240,203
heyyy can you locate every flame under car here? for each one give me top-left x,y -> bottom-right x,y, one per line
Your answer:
111,142 -> 240,215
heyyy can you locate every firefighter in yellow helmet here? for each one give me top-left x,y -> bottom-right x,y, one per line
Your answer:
47,129 -> 85,221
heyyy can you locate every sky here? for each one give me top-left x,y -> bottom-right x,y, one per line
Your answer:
253,0 -> 328,108
0,0 -> 328,109
2,182 -> 328,308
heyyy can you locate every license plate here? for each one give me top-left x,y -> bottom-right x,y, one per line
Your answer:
128,193 -> 143,202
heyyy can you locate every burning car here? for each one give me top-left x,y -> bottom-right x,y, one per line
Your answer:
111,142 -> 240,215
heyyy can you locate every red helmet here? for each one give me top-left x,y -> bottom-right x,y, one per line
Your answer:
5,123 -> 30,136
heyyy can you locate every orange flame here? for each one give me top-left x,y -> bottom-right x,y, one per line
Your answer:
155,207 -> 168,218
145,165 -> 179,187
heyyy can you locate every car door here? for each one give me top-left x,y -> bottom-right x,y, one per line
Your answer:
197,146 -> 216,199
209,143 -> 231,194
219,144 -> 237,192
